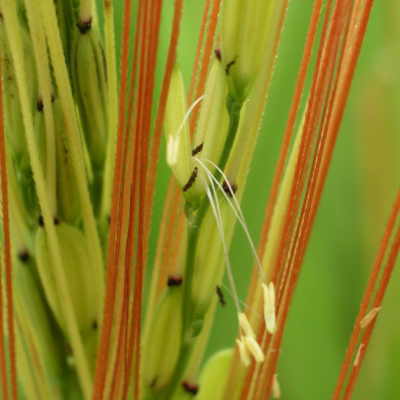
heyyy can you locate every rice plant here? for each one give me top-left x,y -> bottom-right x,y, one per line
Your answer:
0,0 -> 398,399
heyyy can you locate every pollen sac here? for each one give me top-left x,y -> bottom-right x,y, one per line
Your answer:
221,0 -> 275,99
143,286 -> 183,390
243,336 -> 264,363
262,282 -> 277,335
238,312 -> 255,339
193,59 -> 229,175
236,338 -> 251,367
35,223 -> 99,337
272,374 -> 281,399
164,66 -> 201,202
71,26 -> 107,167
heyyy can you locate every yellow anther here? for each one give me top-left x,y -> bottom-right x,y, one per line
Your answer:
236,338 -> 251,367
272,374 -> 281,398
243,336 -> 264,363
262,282 -> 277,334
360,307 -> 381,329
238,312 -> 255,338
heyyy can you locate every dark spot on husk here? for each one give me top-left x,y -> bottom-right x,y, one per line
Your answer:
222,180 -> 237,197
192,143 -> 203,156
216,286 -> 226,306
18,250 -> 30,263
225,59 -> 236,75
167,275 -> 183,287
182,381 -> 199,395
77,18 -> 92,34
183,167 -> 198,192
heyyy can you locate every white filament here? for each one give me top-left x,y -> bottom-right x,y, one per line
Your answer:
195,157 -> 265,280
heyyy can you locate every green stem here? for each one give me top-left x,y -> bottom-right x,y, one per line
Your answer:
217,95 -> 243,173
100,0 -> 119,224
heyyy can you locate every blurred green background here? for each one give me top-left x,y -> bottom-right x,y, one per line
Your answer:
110,1 -> 400,398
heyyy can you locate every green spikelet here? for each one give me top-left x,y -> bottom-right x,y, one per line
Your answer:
0,19 -> 37,163
33,104 -> 48,172
221,0 -> 274,99
194,58 -> 229,176
51,100 -> 82,223
164,66 -> 201,200
14,260 -> 64,399
71,24 -> 107,167
143,284 -> 184,391
196,349 -> 233,400
190,199 -> 233,318
35,222 -> 99,337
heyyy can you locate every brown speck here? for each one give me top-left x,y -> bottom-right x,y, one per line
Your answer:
183,167 -> 198,192
36,94 -> 56,111
36,98 -> 44,112
167,275 -> 183,287
192,143 -> 203,156
225,59 -> 236,75
222,180 -> 237,197
182,381 -> 199,395
77,18 -> 92,34
216,286 -> 226,306
38,216 -> 60,227
18,250 -> 30,263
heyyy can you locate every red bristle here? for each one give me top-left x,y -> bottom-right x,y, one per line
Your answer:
92,0 -> 134,397
257,0 -> 325,262
189,0 -> 221,133
148,0 -> 213,310
149,0 -> 220,305
127,0 -> 164,396
333,191 -> 399,399
344,220 -> 400,399
188,0 -> 211,104
0,57 -> 11,400
105,0 -> 154,396
0,52 -> 18,400
145,0 -> 185,245
116,0 -> 149,393
252,0 -> 376,397
237,4 -> 326,398
256,0 -> 353,394
96,0 -> 166,396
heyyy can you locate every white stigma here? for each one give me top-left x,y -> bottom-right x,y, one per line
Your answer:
238,312 -> 255,338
